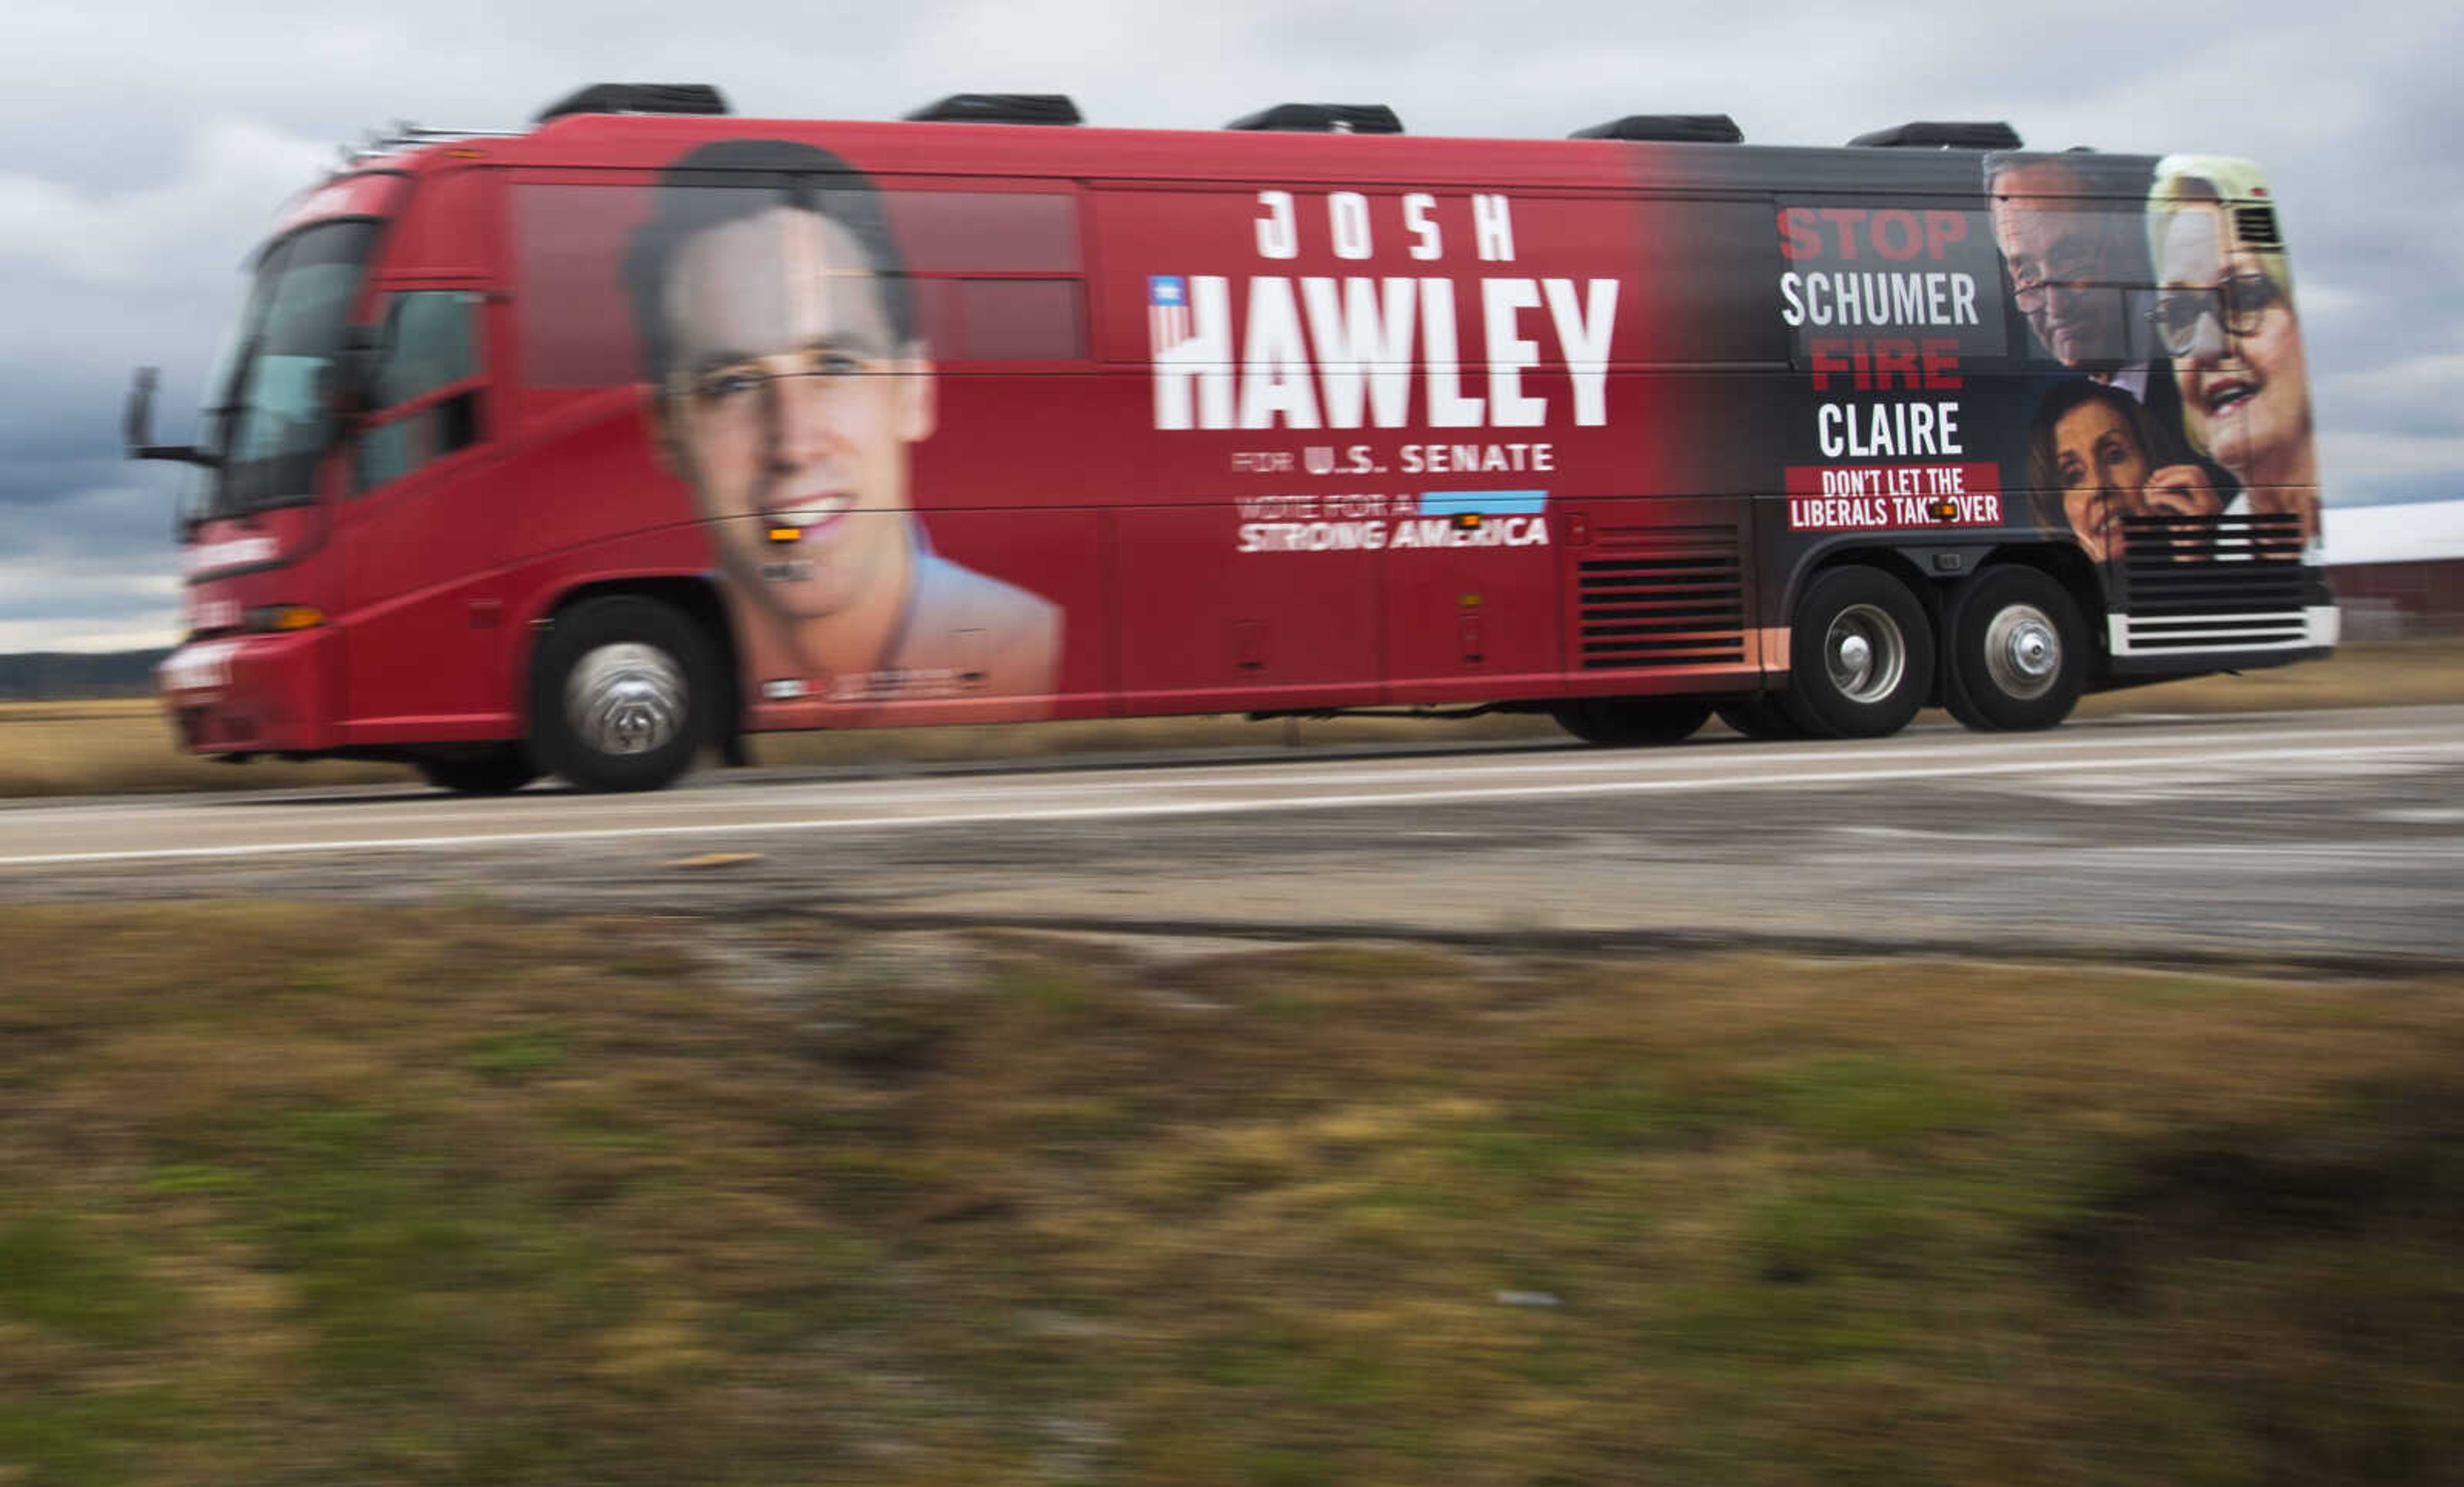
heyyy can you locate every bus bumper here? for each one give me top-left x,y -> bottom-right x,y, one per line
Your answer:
2105,604 -> 2340,679
158,631 -> 334,756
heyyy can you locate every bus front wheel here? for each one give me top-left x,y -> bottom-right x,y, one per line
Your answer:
1783,566 -> 1934,739
1942,566 -> 2085,732
529,596 -> 716,793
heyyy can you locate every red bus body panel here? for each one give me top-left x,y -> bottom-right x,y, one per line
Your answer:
161,113 -> 2333,760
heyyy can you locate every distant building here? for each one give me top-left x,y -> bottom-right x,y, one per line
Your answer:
2324,501 -> 2464,638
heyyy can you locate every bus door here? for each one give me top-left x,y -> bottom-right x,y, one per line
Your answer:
321,160 -> 519,737
331,282 -> 511,734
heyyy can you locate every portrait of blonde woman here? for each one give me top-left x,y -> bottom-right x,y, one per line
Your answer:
2146,155 -> 2322,550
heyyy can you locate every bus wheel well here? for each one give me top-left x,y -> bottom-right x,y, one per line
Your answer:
1808,547 -> 1936,609
535,578 -> 743,755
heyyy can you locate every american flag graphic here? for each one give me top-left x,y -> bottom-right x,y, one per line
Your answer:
1148,275 -> 1192,353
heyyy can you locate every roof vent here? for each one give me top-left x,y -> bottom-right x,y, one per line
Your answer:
2234,205 -> 2284,248
1226,103 -> 1404,135
1848,120 -> 2023,151
1571,114 -> 1743,144
535,83 -> 730,124
903,93 -> 1082,126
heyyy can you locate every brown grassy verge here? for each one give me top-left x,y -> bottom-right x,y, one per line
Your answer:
2072,635 -> 2464,717
3,904 -> 2460,1484
5,639 -> 2456,798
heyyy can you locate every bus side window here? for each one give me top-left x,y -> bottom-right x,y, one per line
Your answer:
355,291 -> 483,491
873,188 -> 1086,364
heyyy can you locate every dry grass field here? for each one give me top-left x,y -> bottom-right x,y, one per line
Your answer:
3,905 -> 2459,1483
3,640 -> 2457,798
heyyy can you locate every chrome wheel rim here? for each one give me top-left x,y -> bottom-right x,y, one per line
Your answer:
1824,603 -> 1906,705
1983,604 -> 2060,701
565,643 -> 686,756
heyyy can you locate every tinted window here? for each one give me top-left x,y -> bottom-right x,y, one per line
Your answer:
356,290 -> 483,489
873,189 -> 1079,275
513,180 -> 1086,388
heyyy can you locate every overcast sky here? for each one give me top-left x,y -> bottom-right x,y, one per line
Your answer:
1,0 -> 2454,650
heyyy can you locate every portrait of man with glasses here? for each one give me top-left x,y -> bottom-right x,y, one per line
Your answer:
1984,153 -> 2168,390
624,138 -> 1061,712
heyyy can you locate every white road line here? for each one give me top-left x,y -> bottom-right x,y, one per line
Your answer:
3,738 -> 2459,870
2,717 -> 2452,833
1826,840 -> 2464,864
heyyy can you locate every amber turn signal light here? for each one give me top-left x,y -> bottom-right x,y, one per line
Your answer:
247,604 -> 326,632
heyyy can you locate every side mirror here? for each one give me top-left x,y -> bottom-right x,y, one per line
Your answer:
125,366 -> 216,466
124,366 -> 159,455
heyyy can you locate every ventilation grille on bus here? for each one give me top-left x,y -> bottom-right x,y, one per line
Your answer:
2116,512 -> 2309,650
2234,205 -> 2284,248
1576,525 -> 1747,669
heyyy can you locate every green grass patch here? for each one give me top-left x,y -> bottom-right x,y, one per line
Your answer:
1538,1076 -> 1724,1150
468,1026 -> 570,1082
1,903 -> 2460,1483
0,1215 -> 176,1347
0,1389 -> 187,1487
1758,1054 -> 1999,1153
988,955 -> 1105,1019
187,1103 -> 631,1393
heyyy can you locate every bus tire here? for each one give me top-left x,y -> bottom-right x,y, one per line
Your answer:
415,744 -> 537,795
1941,566 -> 2085,732
1782,565 -> 1933,739
529,596 -> 714,793
1715,694 -> 1808,741
1551,697 -> 1712,746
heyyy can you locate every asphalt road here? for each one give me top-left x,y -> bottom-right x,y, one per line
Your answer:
4,705 -> 2460,971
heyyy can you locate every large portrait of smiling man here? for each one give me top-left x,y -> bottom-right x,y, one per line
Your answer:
622,138 -> 1061,714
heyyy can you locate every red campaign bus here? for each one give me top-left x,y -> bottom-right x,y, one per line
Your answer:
130,86 -> 2336,793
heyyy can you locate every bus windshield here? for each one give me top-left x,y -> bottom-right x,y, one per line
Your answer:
193,219 -> 379,521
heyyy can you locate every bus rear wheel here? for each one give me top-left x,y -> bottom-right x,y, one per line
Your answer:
1782,565 -> 1934,738
529,597 -> 715,793
1551,697 -> 1712,746
1942,566 -> 2085,732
